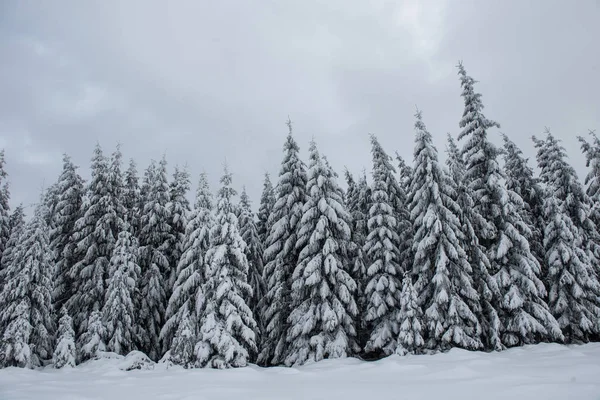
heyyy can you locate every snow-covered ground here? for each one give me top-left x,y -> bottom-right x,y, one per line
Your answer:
1,343 -> 600,400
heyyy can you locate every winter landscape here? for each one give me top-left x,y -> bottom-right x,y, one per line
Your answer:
1,1 -> 600,399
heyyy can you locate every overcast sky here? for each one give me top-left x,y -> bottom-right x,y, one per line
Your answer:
0,0 -> 598,211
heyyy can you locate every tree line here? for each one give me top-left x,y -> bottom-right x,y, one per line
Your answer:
0,62 -> 599,370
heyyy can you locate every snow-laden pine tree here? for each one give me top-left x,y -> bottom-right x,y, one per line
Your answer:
170,306 -> 196,368
457,63 -> 562,347
161,172 -> 213,362
0,150 -> 10,256
0,202 -> 54,367
123,159 -> 141,237
543,195 -> 600,342
138,157 -> 173,360
396,274 -> 424,356
52,306 -> 76,368
362,135 -> 403,357
396,153 -> 413,194
167,165 -> 191,292
238,187 -> 264,334
258,119 -> 307,366
285,141 -> 358,366
0,205 -> 24,294
78,310 -> 106,362
501,135 -> 546,273
69,144 -> 122,337
534,131 -> 600,272
257,173 -> 275,245
446,135 -> 502,351
102,226 -> 140,355
409,110 -> 482,351
49,154 -> 85,310
196,166 -> 257,369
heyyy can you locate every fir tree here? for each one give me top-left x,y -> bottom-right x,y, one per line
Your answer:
457,63 -> 562,347
162,172 -> 213,359
396,275 -> 424,356
138,157 -> 173,360
52,306 -> 76,368
102,226 -> 140,355
170,306 -> 196,368
239,187 -> 264,334
285,141 -> 358,366
167,165 -> 191,291
196,166 -> 257,369
0,205 -> 24,293
123,159 -> 141,236
78,310 -> 106,362
543,195 -> 600,342
0,202 -> 54,367
362,135 -> 402,357
258,119 -> 307,366
409,110 -> 482,351
396,152 -> 413,193
0,150 -> 10,256
49,154 -> 85,310
257,173 -> 275,245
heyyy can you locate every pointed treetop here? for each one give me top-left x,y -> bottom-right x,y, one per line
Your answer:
286,116 -> 293,135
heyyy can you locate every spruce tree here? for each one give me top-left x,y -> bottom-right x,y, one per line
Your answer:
395,152 -> 413,194
0,205 -> 24,293
52,307 -> 76,368
170,306 -> 196,368
238,187 -> 264,332
396,275 -> 424,356
102,226 -> 140,355
543,195 -> 600,342
362,135 -> 402,357
167,165 -> 191,291
258,119 -> 307,366
49,154 -> 85,310
285,141 -> 358,366
78,310 -> 106,362
409,110 -> 482,351
257,173 -> 275,246
196,166 -> 257,369
0,202 -> 54,367
457,63 -> 562,347
162,172 -> 213,360
138,157 -> 173,360
123,159 -> 141,236
0,150 -> 10,256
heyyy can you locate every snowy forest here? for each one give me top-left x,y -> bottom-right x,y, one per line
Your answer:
1,62 -> 599,370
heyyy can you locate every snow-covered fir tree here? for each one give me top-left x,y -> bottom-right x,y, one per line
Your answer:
69,144 -> 122,337
78,310 -> 106,362
238,187 -> 264,335
457,63 -> 562,347
362,135 -> 403,357
52,306 -> 76,368
49,154 -> 85,310
501,135 -> 546,273
543,195 -> 600,342
123,159 -> 141,236
409,110 -> 482,351
138,157 -> 173,360
0,205 -> 24,293
396,274 -> 424,356
396,152 -> 413,194
259,119 -> 307,366
285,141 -> 358,366
167,165 -> 191,291
446,134 -> 502,351
196,166 -> 257,369
257,173 -> 275,245
170,306 -> 196,368
0,150 -> 10,256
0,202 -> 54,367
102,225 -> 140,355
162,172 -> 213,362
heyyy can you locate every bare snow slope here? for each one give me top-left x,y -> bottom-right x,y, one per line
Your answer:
1,343 -> 600,400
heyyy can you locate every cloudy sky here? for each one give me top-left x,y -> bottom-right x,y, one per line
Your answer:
0,0 -> 598,210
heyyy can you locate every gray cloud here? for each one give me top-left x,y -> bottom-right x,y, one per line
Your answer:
0,0 -> 598,210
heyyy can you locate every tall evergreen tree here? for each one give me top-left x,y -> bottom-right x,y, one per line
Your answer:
0,205 -> 24,293
0,150 -> 10,256
257,173 -> 275,246
162,172 -> 213,361
0,202 -> 54,367
102,226 -> 140,355
285,141 -> 358,366
196,167 -> 257,369
167,165 -> 191,291
138,157 -> 173,360
123,159 -> 141,236
457,63 -> 562,347
409,110 -> 482,351
239,187 -> 264,334
52,306 -> 76,368
258,119 -> 307,366
49,154 -> 85,310
395,152 -> 413,194
362,135 -> 403,357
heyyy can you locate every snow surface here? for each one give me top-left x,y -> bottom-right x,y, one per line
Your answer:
1,343 -> 600,400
